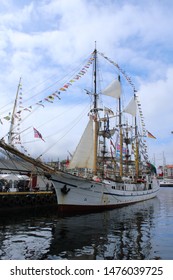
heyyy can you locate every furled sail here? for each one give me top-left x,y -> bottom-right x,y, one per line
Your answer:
102,79 -> 121,99
98,128 -> 116,138
123,97 -> 137,117
68,119 -> 94,169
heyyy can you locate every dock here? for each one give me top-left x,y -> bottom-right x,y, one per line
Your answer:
0,191 -> 57,212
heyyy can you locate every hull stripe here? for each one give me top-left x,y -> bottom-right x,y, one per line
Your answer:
103,189 -> 159,197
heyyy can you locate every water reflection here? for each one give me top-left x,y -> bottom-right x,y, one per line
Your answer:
0,212 -> 53,259
46,198 -> 159,260
0,189 -> 173,260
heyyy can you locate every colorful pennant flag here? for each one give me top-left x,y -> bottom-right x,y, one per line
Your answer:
98,51 -> 137,93
4,115 -> 11,121
1,53 -> 94,124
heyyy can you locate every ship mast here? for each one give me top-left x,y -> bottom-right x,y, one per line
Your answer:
118,75 -> 123,177
8,77 -> 22,146
124,123 -> 130,176
93,47 -> 98,175
134,93 -> 139,178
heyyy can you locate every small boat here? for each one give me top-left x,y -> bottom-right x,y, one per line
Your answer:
159,178 -> 173,187
158,160 -> 173,187
0,47 -> 160,213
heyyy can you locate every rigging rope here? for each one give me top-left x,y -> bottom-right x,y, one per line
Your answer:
0,53 -> 94,124
37,103 -> 90,158
98,51 -> 148,159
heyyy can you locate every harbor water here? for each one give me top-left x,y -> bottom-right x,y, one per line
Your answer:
0,187 -> 173,260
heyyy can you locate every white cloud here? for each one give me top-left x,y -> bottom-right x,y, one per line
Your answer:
0,0 -> 173,166
139,67 -> 173,164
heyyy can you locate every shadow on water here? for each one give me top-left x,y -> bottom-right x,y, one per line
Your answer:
0,189 -> 173,260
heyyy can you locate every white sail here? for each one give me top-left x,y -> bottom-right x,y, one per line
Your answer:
123,97 -> 137,117
102,79 -> 121,99
68,119 -> 94,169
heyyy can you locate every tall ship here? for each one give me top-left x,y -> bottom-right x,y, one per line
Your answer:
0,47 -> 160,212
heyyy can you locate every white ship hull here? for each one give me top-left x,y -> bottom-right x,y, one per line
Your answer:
51,172 -> 160,212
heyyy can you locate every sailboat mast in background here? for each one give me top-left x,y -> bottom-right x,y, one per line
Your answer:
8,77 -> 22,147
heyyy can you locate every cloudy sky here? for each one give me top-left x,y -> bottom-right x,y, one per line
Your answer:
0,0 -> 173,166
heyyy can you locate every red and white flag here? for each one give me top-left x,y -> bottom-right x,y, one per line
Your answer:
33,127 -> 45,142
